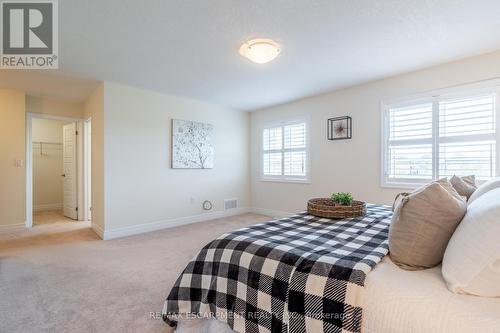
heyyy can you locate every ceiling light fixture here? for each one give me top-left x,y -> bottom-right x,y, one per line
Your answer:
239,38 -> 281,64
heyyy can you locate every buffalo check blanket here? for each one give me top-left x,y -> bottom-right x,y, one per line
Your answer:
163,204 -> 392,333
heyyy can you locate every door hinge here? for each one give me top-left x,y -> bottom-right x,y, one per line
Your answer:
76,130 -> 78,135
76,207 -> 78,211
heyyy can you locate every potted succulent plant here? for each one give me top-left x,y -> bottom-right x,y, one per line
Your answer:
331,192 -> 354,206
307,192 -> 365,218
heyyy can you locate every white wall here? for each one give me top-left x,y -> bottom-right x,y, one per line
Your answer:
102,82 -> 250,233
0,89 -> 26,228
0,93 -> 84,228
32,118 -> 64,143
250,50 -> 500,213
26,96 -> 83,119
32,118 -> 64,210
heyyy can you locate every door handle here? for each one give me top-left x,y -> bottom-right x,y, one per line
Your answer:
61,174 -> 66,177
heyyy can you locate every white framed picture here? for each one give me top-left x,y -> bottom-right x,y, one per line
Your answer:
171,119 -> 214,169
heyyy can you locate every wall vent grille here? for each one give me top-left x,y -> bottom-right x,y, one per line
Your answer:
224,199 -> 238,210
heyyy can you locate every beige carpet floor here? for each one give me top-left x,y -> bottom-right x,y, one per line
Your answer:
0,213 -> 269,333
33,210 -> 75,226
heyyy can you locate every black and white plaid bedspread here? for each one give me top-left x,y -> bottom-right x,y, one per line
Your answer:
163,204 -> 392,333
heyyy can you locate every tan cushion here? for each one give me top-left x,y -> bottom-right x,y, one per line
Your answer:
389,179 -> 467,270
450,175 -> 477,200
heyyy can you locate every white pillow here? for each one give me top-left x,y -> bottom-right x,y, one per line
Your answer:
468,177 -> 500,204
442,188 -> 500,297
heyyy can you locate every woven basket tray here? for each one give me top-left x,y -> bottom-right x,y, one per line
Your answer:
307,198 -> 366,219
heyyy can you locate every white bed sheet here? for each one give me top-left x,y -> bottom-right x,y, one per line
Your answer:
363,257 -> 500,333
174,257 -> 500,333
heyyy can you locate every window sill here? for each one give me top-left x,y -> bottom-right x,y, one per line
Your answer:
380,181 -> 423,190
382,178 -> 491,190
260,177 -> 311,184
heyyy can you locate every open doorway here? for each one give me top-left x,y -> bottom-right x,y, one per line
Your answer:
32,118 -> 75,225
26,113 -> 91,227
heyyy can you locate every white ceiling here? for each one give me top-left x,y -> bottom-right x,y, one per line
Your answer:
2,0 -> 500,110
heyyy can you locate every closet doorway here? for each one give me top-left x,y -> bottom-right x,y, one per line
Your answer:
26,113 -> 91,227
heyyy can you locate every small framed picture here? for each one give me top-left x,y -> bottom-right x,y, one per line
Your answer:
328,116 -> 352,140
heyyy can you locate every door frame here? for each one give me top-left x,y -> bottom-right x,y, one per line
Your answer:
83,117 -> 92,221
26,113 -> 88,227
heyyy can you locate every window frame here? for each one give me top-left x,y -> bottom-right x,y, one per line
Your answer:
381,83 -> 500,189
260,118 -> 311,183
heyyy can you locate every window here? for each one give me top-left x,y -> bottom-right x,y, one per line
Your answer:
382,89 -> 499,188
261,121 -> 309,182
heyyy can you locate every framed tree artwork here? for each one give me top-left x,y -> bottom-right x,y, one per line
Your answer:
327,116 -> 352,140
171,119 -> 214,169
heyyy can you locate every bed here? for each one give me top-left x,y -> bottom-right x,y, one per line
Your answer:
173,256 -> 500,333
163,205 -> 500,333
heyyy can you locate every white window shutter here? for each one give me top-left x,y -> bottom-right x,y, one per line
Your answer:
386,103 -> 433,182
383,92 -> 497,186
262,122 -> 308,180
438,95 -> 496,179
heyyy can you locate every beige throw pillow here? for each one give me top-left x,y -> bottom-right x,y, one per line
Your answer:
389,179 -> 467,270
450,175 -> 477,200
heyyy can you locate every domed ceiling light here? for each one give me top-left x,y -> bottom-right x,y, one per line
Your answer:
239,38 -> 281,64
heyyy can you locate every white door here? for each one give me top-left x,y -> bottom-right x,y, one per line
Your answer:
63,123 -> 78,220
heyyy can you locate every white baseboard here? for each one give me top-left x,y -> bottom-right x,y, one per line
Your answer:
0,223 -> 26,233
0,207 -> 296,239
101,207 -> 253,240
251,207 -> 294,219
33,203 -> 63,212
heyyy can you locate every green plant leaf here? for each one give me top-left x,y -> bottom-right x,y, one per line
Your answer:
330,192 -> 353,206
